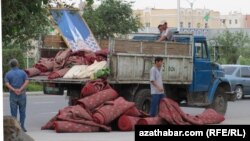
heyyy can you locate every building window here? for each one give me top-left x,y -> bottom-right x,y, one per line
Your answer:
188,22 -> 191,28
235,19 -> 238,24
229,20 -> 232,24
221,19 -> 226,24
145,22 -> 150,27
180,22 -> 183,28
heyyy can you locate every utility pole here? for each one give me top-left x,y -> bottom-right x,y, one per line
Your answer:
177,0 -> 180,31
186,0 -> 196,28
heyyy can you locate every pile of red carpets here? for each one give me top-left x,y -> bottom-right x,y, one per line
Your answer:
41,80 -> 225,133
24,48 -> 108,79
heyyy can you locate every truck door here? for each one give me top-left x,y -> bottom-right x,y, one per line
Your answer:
193,38 -> 212,92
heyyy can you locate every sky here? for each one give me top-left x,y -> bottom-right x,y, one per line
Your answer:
68,0 -> 250,15
127,0 -> 250,15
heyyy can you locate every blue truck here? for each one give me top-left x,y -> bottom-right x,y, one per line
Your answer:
30,33 -> 235,115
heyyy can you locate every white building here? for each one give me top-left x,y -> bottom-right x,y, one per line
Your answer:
220,11 -> 245,28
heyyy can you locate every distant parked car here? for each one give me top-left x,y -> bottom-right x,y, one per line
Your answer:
222,64 -> 250,99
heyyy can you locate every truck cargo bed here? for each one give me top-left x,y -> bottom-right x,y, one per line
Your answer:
29,76 -> 89,84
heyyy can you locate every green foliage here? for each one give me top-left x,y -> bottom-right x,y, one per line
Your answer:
3,48 -> 25,77
83,0 -> 142,39
93,68 -> 110,79
2,0 -> 52,50
237,55 -> 250,65
214,30 -> 250,64
4,82 -> 43,92
26,82 -> 43,91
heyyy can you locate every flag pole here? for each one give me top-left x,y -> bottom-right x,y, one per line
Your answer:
177,0 -> 180,31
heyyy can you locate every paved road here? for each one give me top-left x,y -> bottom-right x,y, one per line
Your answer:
3,94 -> 250,141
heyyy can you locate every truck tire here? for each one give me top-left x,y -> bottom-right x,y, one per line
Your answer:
134,89 -> 151,113
209,87 -> 227,115
68,96 -> 78,106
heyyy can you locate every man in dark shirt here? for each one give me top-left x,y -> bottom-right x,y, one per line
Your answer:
5,59 -> 29,132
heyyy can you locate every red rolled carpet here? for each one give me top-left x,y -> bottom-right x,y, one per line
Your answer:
39,72 -> 51,76
191,108 -> 225,124
41,115 -> 58,130
52,49 -> 72,70
81,79 -> 111,97
53,60 -> 65,71
58,105 -> 93,121
24,67 -> 41,77
95,48 -> 109,61
92,97 -> 135,125
137,117 -> 164,125
48,68 -> 70,79
159,98 -> 225,125
54,121 -> 99,133
124,106 -> 149,117
65,56 -> 88,67
57,115 -> 111,131
42,104 -> 112,132
55,48 -> 72,64
34,58 -> 54,72
159,98 -> 190,125
118,115 -> 140,131
77,88 -> 119,111
84,53 -> 97,65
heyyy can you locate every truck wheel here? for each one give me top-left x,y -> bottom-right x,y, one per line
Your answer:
235,86 -> 243,100
209,87 -> 227,115
134,89 -> 151,113
165,86 -> 182,103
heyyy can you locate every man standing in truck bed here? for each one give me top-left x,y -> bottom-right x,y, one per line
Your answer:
149,57 -> 165,117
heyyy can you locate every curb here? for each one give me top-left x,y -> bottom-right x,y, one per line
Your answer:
3,91 -> 44,97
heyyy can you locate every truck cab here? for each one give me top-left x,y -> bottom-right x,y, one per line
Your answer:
165,35 -> 233,115
129,33 -> 233,115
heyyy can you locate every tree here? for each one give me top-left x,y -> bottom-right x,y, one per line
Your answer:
2,0 -> 52,50
2,0 -> 73,50
83,0 -> 142,39
215,30 -> 250,64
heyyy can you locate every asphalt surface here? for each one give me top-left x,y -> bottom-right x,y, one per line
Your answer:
3,94 -> 250,141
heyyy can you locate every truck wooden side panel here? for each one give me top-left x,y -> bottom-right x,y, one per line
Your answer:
108,38 -> 193,84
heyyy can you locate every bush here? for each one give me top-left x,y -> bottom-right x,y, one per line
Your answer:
26,82 -> 43,91
3,48 -> 25,77
4,82 -> 43,92
237,56 -> 250,65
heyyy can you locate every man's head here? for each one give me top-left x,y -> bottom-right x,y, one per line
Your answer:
154,57 -> 164,68
9,59 -> 19,68
158,24 -> 164,33
163,22 -> 168,30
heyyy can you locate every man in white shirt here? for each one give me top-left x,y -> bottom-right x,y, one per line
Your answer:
157,22 -> 172,42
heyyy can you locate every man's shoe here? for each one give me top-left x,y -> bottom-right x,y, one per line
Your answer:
22,127 -> 27,132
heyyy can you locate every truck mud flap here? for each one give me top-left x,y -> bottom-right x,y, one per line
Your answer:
43,83 -> 64,95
